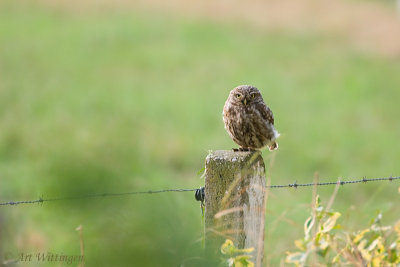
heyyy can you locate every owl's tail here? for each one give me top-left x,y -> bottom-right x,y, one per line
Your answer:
268,128 -> 280,151
268,142 -> 278,151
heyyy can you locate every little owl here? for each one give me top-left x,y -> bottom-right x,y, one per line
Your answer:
223,85 -> 279,151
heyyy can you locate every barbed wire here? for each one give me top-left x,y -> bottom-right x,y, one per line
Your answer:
0,176 -> 399,207
266,176 -> 400,188
0,189 -> 196,207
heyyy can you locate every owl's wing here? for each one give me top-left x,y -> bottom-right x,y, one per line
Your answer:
260,103 -> 274,125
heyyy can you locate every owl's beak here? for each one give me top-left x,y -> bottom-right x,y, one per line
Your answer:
243,98 -> 247,105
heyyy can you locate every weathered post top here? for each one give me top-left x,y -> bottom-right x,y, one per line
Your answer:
204,150 -> 266,266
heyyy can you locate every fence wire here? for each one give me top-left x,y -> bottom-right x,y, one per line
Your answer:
0,176 -> 399,207
266,176 -> 400,188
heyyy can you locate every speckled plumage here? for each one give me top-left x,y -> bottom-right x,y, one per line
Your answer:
223,85 -> 279,151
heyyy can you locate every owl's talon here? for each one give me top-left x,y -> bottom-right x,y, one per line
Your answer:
232,147 -> 256,152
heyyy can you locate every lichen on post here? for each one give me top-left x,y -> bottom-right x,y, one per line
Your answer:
204,150 -> 266,265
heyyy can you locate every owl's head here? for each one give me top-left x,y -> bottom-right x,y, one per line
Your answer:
228,85 -> 263,106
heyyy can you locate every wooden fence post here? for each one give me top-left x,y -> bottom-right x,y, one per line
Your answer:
204,150 -> 266,265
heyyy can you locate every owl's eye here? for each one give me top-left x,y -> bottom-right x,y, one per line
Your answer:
250,93 -> 256,99
235,94 -> 241,98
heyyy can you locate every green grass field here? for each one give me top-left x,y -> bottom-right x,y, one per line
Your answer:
1,1 -> 400,266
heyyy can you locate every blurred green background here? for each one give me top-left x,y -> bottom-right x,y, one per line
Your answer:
1,0 -> 400,266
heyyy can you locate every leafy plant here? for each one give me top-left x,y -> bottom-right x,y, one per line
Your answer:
220,239 -> 255,267
286,195 -> 400,266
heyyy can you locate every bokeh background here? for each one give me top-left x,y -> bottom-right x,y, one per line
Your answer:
1,0 -> 400,266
